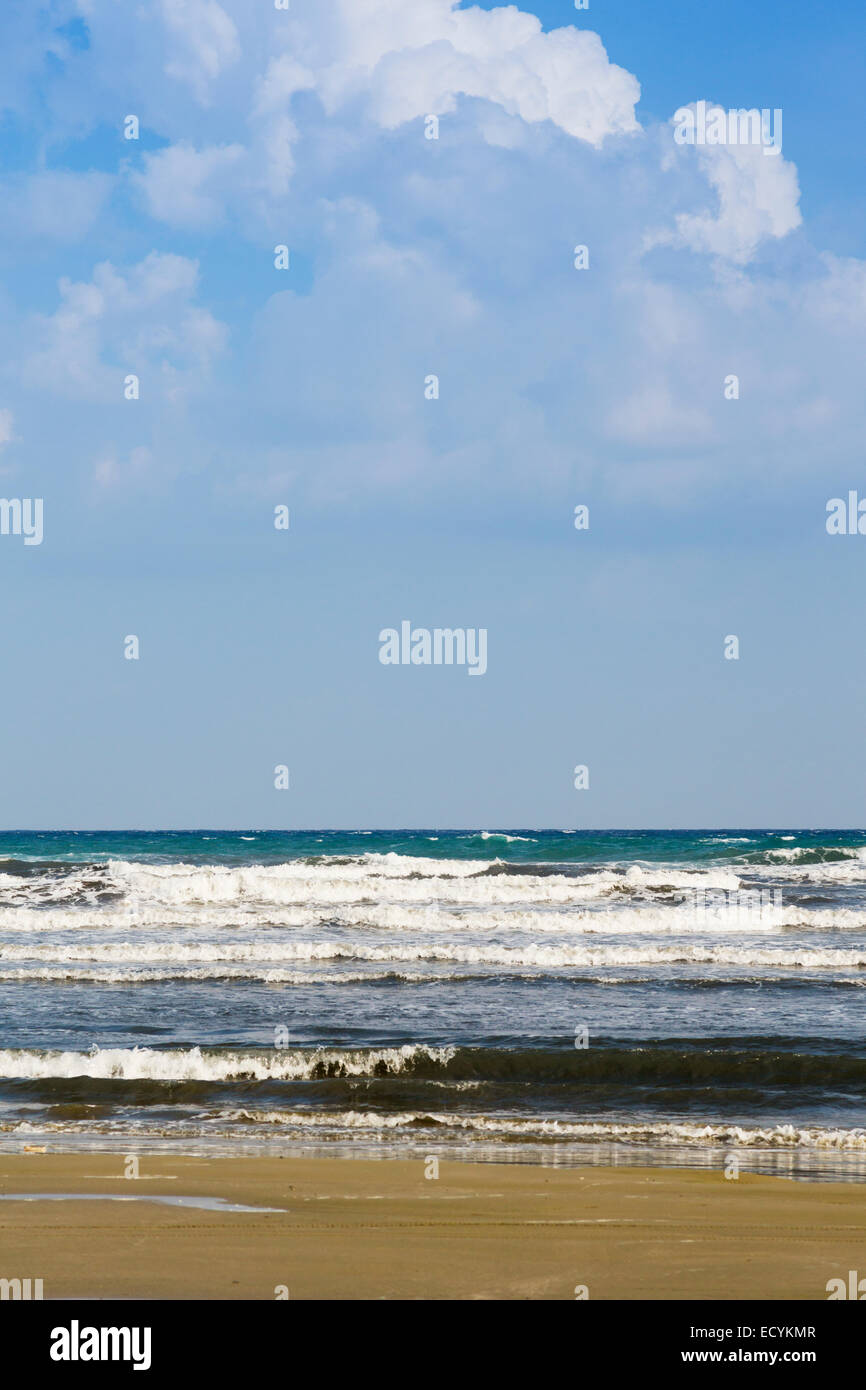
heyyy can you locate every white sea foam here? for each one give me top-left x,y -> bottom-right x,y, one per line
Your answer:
1,963 -> 864,987
765,845 -> 863,862
744,847 -> 866,882
5,1113 -> 865,1155
0,860 -> 750,918
329,901 -> 791,935
218,1110 -> 866,1149
107,853 -> 494,886
94,859 -> 742,907
0,965 -> 449,985
477,832 -> 537,842
0,1043 -> 455,1082
103,867 -> 589,906
1,940 -> 864,968
0,899 -> 860,938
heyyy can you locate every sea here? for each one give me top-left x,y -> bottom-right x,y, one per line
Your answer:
1,828 -> 865,1181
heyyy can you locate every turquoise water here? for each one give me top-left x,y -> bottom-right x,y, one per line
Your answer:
0,828 -> 865,1179
3,826 -> 865,864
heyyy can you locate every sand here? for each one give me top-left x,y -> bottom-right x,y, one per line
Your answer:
0,1153 -> 863,1300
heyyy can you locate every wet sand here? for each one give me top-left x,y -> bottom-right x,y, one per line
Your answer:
0,1153 -> 863,1300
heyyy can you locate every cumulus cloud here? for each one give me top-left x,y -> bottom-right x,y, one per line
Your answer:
127,0 -> 640,225
652,102 -> 802,263
672,142 -> 801,263
310,0 -> 640,145
21,252 -> 228,399
0,2 -> 863,516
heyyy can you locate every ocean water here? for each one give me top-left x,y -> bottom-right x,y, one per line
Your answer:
1,828 -> 866,1180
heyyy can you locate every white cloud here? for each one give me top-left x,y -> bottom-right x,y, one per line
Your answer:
135,142 -> 245,228
131,0 -> 640,225
674,143 -> 801,263
159,0 -> 240,103
4,2 -> 865,516
1,0 -> 638,248
254,55 -> 317,117
22,252 -> 227,399
654,104 -> 802,263
803,253 -> 866,329
252,56 -> 317,194
303,0 -> 640,145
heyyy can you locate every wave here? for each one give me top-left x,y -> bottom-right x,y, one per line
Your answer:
745,846 -> 866,865
218,1110 -> 866,1149
30,852 -> 866,917
0,859 -> 749,915
475,832 -> 537,842
743,850 -> 866,884
0,965 -> 464,985
699,837 -> 755,845
5,1111 -> 865,1154
1,896 -> 864,937
0,899 -> 862,937
108,857 -> 741,892
0,1044 -> 455,1082
108,853 -> 494,883
0,965 -> 864,988
5,1110 -> 866,1155
0,859 -> 103,877
102,866 -> 737,907
3,1041 -> 866,1086
326,901 -> 792,935
1,940 -> 864,968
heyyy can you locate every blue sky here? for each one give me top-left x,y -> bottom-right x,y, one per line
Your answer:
0,0 -> 864,829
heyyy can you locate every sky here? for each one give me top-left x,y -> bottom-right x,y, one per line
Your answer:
0,0 -> 864,830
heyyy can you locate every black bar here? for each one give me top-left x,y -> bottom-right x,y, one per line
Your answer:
5,1299 -> 857,1375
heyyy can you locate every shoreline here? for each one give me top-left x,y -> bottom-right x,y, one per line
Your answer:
2,1138 -> 865,1184
0,1152 -> 863,1300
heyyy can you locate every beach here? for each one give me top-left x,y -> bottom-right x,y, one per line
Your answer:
1,1153 -> 863,1300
